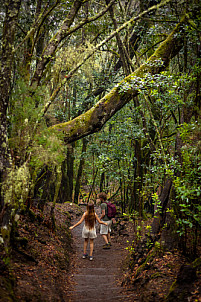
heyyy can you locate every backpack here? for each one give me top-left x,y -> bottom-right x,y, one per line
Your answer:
104,201 -> 116,219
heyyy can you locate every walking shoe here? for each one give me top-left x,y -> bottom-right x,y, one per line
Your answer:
103,243 -> 110,249
108,242 -> 112,246
82,253 -> 88,259
89,256 -> 93,261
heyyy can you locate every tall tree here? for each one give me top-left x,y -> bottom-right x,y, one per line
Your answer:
0,0 -> 21,216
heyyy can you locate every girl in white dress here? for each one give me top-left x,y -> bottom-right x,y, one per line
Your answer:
69,201 -> 107,260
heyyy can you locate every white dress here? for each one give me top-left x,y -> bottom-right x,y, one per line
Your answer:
82,213 -> 97,239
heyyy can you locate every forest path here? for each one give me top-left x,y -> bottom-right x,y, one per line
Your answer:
67,205 -> 137,302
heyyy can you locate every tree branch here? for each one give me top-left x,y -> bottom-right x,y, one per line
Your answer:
31,0 -> 116,87
64,0 -> 173,80
14,0 -> 60,53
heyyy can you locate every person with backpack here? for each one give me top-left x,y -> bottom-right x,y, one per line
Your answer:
97,192 -> 116,249
69,201 -> 107,260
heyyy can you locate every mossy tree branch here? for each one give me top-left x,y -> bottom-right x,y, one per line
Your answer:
51,15 -> 186,144
14,0 -> 60,54
39,0 -> 173,119
63,0 -> 172,81
30,0 -> 116,87
106,0 -> 132,75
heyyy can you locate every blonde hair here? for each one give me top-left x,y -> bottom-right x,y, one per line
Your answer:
85,201 -> 96,229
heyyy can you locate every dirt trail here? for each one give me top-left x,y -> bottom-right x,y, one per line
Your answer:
67,205 -> 136,302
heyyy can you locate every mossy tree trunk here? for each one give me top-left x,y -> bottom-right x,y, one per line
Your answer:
66,144 -> 74,202
106,0 -> 131,76
135,139 -> 143,216
58,144 -> 74,203
0,0 -> 21,239
100,172 -> 105,193
74,138 -> 88,204
151,178 -> 172,234
58,160 -> 69,203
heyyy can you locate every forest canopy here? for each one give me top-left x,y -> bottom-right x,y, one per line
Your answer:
0,0 -> 200,259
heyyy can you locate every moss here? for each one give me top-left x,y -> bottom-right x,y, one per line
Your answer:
0,274 -> 16,302
165,281 -> 188,302
150,272 -> 164,279
136,250 -> 156,277
192,258 -> 201,269
166,263 -> 174,269
28,209 -> 36,221
54,252 -> 69,270
64,211 -> 71,219
168,279 -> 177,293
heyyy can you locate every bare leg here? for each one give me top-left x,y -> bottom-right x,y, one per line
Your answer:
89,239 -> 94,256
107,232 -> 111,243
102,234 -> 108,244
83,238 -> 89,254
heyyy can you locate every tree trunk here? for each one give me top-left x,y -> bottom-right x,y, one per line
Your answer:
106,0 -> 131,75
74,138 -> 88,204
100,172 -> 105,193
58,159 -> 68,203
66,144 -> 74,202
58,144 -> 74,203
88,168 -> 98,202
136,140 -> 143,217
50,166 -> 62,230
151,178 -> 172,234
0,1 -> 21,251
129,139 -> 143,214
41,168 -> 55,205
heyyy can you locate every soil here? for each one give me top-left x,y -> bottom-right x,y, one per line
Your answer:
0,202 -> 200,302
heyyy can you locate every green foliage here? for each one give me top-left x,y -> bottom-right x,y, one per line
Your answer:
9,79 -> 45,154
29,128 -> 65,170
152,192 -> 162,216
173,122 -> 201,236
125,240 -> 135,253
9,77 -> 65,172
